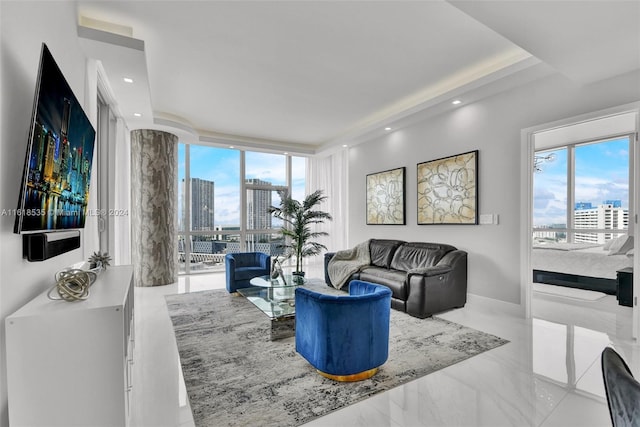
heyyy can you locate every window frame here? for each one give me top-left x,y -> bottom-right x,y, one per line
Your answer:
532,133 -> 635,241
178,142 -> 301,275
96,93 -> 117,254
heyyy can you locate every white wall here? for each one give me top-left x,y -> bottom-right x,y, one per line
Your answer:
348,70 -> 640,305
0,2 -> 91,426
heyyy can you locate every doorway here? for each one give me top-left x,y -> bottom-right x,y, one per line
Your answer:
521,105 -> 640,338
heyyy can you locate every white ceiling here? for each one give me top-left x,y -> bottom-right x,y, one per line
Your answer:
76,0 -> 640,155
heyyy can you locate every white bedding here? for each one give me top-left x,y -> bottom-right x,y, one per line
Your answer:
532,243 -> 632,279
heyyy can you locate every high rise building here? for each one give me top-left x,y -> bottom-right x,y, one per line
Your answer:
246,178 -> 273,246
43,131 -> 56,181
29,123 -> 46,183
574,201 -> 628,243
189,178 -> 215,231
246,178 -> 272,230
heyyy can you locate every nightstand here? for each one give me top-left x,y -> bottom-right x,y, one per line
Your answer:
616,267 -> 634,307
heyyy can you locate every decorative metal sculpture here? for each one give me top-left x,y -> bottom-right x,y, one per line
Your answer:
48,269 -> 98,302
270,257 -> 284,280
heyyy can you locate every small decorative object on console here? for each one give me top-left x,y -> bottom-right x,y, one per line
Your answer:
48,268 -> 98,302
89,251 -> 112,270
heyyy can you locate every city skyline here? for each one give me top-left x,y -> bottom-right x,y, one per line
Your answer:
533,137 -> 630,227
178,144 -> 306,227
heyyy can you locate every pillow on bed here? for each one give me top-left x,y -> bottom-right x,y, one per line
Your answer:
608,235 -> 633,256
603,238 -> 616,251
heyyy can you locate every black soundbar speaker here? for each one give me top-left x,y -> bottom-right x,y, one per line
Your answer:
23,230 -> 81,262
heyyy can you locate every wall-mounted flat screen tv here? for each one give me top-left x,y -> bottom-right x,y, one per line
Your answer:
14,43 -> 96,234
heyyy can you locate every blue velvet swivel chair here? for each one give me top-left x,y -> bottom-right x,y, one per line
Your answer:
295,280 -> 392,381
225,252 -> 271,293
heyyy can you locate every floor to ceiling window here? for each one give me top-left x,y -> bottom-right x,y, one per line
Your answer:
533,135 -> 632,244
177,143 -> 306,274
531,134 -> 634,293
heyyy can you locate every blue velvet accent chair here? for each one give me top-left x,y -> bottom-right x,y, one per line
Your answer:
225,252 -> 271,293
295,280 -> 392,381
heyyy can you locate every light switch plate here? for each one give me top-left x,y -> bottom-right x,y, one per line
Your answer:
479,214 -> 493,225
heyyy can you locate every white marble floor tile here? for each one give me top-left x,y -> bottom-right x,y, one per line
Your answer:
539,391 -> 611,427
130,270 -> 636,427
575,358 -> 607,400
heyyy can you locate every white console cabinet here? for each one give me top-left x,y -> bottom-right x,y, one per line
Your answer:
6,265 -> 134,427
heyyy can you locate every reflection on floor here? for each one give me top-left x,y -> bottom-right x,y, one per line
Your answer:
130,265 -> 637,427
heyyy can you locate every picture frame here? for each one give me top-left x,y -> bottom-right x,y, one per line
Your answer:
366,167 -> 406,225
417,150 -> 478,225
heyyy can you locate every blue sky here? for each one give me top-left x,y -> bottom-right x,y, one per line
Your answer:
178,144 -> 306,226
533,137 -> 629,227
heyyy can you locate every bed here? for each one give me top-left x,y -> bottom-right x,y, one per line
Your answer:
532,240 -> 633,295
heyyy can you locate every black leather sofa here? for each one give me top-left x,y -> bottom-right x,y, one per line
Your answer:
324,239 -> 468,318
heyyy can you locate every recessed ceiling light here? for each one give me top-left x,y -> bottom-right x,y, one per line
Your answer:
229,146 -> 235,149
123,77 -> 134,83
133,113 -> 142,117
342,144 -> 348,148
385,127 -> 392,131
452,100 -> 462,105
283,152 -> 288,155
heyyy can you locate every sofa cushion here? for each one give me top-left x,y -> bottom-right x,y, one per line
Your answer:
390,242 -> 455,271
359,266 -> 407,300
369,239 -> 405,269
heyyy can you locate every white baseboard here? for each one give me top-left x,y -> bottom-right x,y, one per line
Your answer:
466,293 -> 524,318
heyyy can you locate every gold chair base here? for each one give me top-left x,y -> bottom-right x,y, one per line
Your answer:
317,367 -> 379,382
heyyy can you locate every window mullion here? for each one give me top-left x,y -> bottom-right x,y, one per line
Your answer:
629,133 -> 636,235
184,144 -> 191,274
286,155 -> 292,193
240,150 -> 247,251
567,145 -> 575,242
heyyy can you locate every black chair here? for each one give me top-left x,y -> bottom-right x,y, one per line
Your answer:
601,347 -> 640,426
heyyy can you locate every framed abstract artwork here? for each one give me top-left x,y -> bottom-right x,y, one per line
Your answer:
417,150 -> 478,225
366,167 -> 406,225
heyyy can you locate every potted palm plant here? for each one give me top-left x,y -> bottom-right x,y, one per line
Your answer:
269,189 -> 332,281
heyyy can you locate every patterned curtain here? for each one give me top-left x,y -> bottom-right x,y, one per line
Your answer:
130,129 -> 178,287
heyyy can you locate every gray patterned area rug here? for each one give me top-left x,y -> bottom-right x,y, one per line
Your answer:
165,284 -> 508,427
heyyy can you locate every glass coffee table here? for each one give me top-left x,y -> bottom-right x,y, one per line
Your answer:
237,275 -> 305,340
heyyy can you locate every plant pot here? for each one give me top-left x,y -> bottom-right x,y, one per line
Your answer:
292,271 -> 305,285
